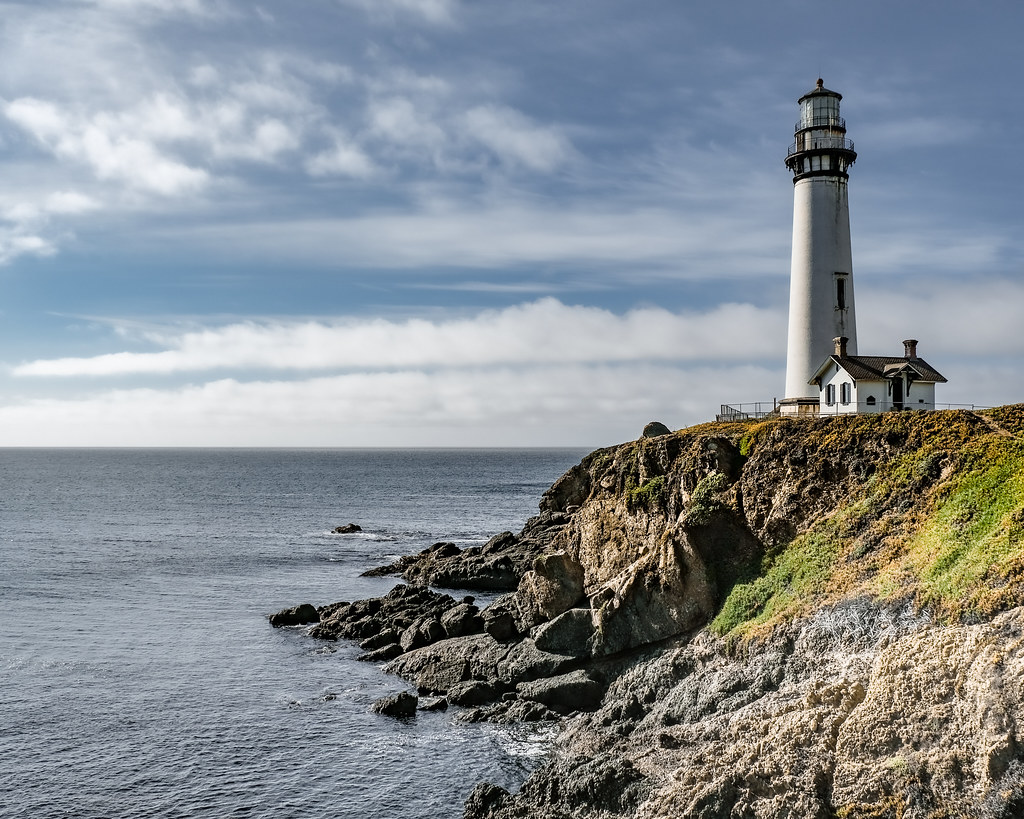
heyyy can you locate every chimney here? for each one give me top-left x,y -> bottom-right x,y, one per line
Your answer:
903,339 -> 918,359
833,336 -> 848,357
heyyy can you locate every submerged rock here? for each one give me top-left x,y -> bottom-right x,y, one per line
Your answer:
268,603 -> 319,627
371,691 -> 417,718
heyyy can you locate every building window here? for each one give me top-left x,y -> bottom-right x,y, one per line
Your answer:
826,384 -> 835,406
835,274 -> 847,310
866,395 -> 876,406
840,383 -> 852,405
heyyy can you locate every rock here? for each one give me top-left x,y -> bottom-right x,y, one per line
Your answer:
268,603 -> 320,627
464,783 -> 511,818
448,680 -> 500,707
519,551 -> 585,622
400,616 -> 446,651
517,669 -> 605,714
332,523 -> 362,534
386,634 -> 504,695
482,595 -> 524,643
642,420 -> 672,438
496,639 -> 576,687
532,608 -> 595,658
359,629 -> 400,651
441,603 -> 484,638
357,643 -> 403,663
371,691 -> 417,718
482,531 -> 517,554
418,696 -> 449,712
586,529 -> 717,657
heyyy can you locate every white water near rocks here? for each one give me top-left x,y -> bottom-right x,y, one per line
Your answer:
0,448 -> 587,819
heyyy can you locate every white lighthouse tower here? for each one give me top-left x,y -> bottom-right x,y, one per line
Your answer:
780,79 -> 858,416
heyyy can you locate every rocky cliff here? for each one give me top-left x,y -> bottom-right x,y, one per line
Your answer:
279,405 -> 1024,818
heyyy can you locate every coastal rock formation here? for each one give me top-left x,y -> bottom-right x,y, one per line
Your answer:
362,515 -> 572,591
268,602 -> 319,627
286,404 -> 1024,817
371,691 -> 417,718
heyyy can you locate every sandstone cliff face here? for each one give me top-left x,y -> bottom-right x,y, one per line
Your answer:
293,406 -> 1024,818
471,601 -> 1024,819
461,406 -> 1024,818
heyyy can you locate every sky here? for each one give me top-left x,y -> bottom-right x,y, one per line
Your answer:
0,0 -> 1022,447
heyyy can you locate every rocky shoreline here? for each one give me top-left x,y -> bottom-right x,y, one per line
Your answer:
273,407 -> 1024,818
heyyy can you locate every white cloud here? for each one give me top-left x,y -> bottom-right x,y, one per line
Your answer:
45,191 -> 101,215
86,0 -> 211,17
0,362 -> 783,447
12,299 -> 787,377
336,0 -> 457,25
305,136 -> 377,178
858,276 -> 1024,359
5,96 -> 209,196
461,105 -> 572,172
0,232 -> 57,264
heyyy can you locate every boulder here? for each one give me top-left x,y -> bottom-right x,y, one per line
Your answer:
359,629 -> 400,651
440,602 -> 484,638
447,680 -> 501,707
496,639 -> 576,687
482,595 -> 524,643
371,691 -> 417,718
357,643 -> 403,663
519,551 -> 585,621
418,696 -> 449,712
386,634 -> 504,694
642,420 -> 672,438
268,603 -> 320,627
517,669 -> 605,714
532,607 -> 596,658
399,616 -> 446,651
464,783 -> 511,818
332,523 -> 362,534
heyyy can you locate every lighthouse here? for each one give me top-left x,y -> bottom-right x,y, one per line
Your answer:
780,79 -> 858,416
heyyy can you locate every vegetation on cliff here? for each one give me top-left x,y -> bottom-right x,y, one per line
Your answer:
703,406 -> 1024,639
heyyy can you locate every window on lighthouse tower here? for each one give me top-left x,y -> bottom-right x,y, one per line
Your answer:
835,274 -> 847,310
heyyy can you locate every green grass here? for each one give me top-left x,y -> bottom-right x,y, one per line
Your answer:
626,475 -> 666,510
710,513 -> 853,635
909,438 -> 1024,615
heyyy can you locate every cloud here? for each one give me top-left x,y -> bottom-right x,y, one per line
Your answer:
12,299 -> 787,377
0,361 -> 783,447
857,276 -> 1024,359
87,0 -> 209,13
335,0 -> 457,25
0,231 -> 57,264
461,105 -> 573,172
5,97 -> 209,196
305,133 -> 378,178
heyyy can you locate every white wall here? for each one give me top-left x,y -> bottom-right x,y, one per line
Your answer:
784,176 -> 857,400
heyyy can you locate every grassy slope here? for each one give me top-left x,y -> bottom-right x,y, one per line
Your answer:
708,405 -> 1024,640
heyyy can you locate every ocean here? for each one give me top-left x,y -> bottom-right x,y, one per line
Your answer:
0,448 -> 590,819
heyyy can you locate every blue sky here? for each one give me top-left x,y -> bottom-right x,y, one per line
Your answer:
1,0 -> 1022,446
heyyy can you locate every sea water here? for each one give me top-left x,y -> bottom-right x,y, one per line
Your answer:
0,448 -> 588,819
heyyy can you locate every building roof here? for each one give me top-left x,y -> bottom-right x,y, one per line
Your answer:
798,77 -> 842,103
810,355 -> 948,385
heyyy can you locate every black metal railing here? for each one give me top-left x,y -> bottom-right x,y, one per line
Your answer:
795,115 -> 845,131
787,137 -> 855,157
716,403 -> 778,422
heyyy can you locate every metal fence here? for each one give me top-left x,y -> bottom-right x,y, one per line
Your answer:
717,401 -> 991,421
716,402 -> 778,421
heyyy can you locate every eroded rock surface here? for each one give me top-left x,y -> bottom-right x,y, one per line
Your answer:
279,406 -> 1024,818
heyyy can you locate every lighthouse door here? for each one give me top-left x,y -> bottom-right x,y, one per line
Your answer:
892,377 -> 904,411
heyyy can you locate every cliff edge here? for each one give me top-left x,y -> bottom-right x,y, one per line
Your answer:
289,405 -> 1024,817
